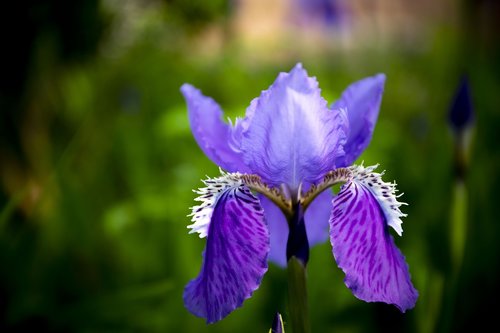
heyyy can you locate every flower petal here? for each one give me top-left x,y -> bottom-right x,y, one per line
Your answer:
329,165 -> 417,312
242,63 -> 348,189
332,74 -> 386,167
260,195 -> 288,267
260,189 -> 332,267
184,172 -> 270,323
181,84 -> 249,172
304,188 -> 333,246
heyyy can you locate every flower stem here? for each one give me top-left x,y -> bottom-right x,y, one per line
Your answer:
286,203 -> 310,333
287,256 -> 310,333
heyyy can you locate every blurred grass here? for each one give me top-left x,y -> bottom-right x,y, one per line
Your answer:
1,0 -> 500,332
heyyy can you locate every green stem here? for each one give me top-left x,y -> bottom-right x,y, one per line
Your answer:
287,256 -> 311,333
450,180 -> 467,274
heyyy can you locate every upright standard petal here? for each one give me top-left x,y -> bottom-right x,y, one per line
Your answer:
332,74 -> 386,167
184,172 -> 270,323
242,63 -> 348,189
181,84 -> 249,173
329,165 -> 417,312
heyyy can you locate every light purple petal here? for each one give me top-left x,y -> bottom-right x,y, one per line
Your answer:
260,195 -> 288,267
181,84 -> 249,173
304,188 -> 333,246
329,181 -> 418,312
184,185 -> 269,323
261,190 -> 332,267
332,74 -> 385,167
242,63 -> 348,190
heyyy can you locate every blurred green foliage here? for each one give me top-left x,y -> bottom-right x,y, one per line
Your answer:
1,0 -> 499,332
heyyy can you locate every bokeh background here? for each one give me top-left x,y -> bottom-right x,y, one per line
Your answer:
1,0 -> 499,332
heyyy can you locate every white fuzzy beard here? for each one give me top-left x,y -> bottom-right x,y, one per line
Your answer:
187,169 -> 243,238
349,164 -> 408,236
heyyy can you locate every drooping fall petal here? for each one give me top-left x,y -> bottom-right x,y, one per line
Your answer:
329,165 -> 417,312
184,172 -> 270,323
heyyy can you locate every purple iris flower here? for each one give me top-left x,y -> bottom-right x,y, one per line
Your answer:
181,64 -> 418,323
293,0 -> 347,28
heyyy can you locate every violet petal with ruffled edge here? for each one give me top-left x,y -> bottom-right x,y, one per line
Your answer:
329,166 -> 417,312
181,84 -> 250,173
242,63 -> 348,190
184,175 -> 269,323
332,74 -> 385,167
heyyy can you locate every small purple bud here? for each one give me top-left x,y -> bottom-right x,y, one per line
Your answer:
271,312 -> 284,333
295,0 -> 346,27
448,75 -> 474,132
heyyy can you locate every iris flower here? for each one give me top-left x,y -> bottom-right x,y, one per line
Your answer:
293,0 -> 347,28
181,64 -> 418,323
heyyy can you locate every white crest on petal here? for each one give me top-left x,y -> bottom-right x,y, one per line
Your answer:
348,164 -> 408,236
188,169 -> 244,238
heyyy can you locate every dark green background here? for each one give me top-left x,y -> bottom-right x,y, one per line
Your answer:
1,1 -> 499,332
